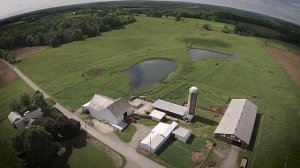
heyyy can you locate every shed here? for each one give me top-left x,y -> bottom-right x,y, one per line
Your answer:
214,99 -> 257,149
151,121 -> 178,138
149,110 -> 166,122
172,127 -> 192,143
57,147 -> 66,156
240,158 -> 248,168
8,112 -> 22,124
152,99 -> 187,118
140,132 -> 165,153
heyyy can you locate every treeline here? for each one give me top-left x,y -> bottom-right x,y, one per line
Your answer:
115,6 -> 300,46
0,10 -> 136,49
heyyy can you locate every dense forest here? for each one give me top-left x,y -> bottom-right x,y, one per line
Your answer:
0,1 -> 299,55
0,10 -> 136,50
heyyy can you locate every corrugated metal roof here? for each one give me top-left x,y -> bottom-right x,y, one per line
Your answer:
87,95 -> 132,118
107,98 -> 132,118
149,110 -> 166,120
140,132 -> 165,149
214,99 -> 257,144
152,99 -> 187,116
88,94 -> 114,111
151,121 -> 178,138
172,127 -> 192,137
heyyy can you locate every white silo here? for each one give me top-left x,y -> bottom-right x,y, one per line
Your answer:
187,86 -> 199,115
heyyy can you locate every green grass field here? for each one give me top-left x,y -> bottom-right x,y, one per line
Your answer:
17,16 -> 300,167
68,142 -> 114,168
0,79 -> 114,168
0,79 -> 32,168
115,124 -> 137,143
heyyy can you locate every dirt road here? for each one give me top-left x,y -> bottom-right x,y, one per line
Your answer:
263,45 -> 300,88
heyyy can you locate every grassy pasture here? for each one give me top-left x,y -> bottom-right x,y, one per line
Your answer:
17,16 -> 300,167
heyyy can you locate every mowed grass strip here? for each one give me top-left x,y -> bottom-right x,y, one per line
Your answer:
17,16 -> 300,167
115,124 -> 137,143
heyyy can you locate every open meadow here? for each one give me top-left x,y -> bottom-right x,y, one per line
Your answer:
17,16 -> 300,167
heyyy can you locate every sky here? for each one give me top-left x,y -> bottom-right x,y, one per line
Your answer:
0,0 -> 299,25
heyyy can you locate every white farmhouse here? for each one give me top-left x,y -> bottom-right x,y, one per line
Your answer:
8,108 -> 43,129
82,94 -> 133,131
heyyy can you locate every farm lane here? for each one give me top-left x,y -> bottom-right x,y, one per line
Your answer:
2,59 -> 164,168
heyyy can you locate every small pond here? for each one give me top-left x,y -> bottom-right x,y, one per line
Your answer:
188,49 -> 237,62
125,60 -> 177,90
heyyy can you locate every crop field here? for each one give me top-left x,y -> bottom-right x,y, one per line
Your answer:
17,16 -> 300,167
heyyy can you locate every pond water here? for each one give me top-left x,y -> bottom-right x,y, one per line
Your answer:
125,60 -> 177,90
188,49 -> 237,61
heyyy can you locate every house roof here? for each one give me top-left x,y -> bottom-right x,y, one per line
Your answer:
172,127 -> 192,137
152,99 -> 187,116
23,108 -> 42,121
214,99 -> 257,144
149,110 -> 166,120
8,112 -> 22,123
140,132 -> 165,149
151,121 -> 178,138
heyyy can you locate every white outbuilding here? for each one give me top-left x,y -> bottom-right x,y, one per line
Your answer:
82,94 -> 133,131
139,132 -> 165,153
149,110 -> 166,122
140,121 -> 178,153
172,127 -> 192,143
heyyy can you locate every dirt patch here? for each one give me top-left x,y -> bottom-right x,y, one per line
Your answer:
0,61 -> 17,88
262,45 -> 300,88
192,152 -> 205,166
10,46 -> 47,61
85,69 -> 107,77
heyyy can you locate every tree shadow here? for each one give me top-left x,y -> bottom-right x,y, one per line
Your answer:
52,130 -> 87,167
247,113 -> 261,151
181,37 -> 231,48
155,137 -> 175,156
192,115 -> 218,126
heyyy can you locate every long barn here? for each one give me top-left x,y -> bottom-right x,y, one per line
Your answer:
214,99 -> 257,149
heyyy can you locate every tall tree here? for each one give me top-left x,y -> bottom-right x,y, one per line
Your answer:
12,126 -> 58,166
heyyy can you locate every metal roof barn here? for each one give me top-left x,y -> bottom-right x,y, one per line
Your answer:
152,99 -> 187,117
149,110 -> 166,121
214,99 -> 257,149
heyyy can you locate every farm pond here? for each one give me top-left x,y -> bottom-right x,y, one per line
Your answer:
125,59 -> 177,90
188,49 -> 237,61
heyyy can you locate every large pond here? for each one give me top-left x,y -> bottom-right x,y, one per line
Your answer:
125,60 -> 177,90
188,49 -> 237,61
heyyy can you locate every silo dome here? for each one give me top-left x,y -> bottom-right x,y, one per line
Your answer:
189,86 -> 199,94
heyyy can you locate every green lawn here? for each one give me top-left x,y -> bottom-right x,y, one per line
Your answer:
0,79 -> 33,168
136,118 -> 158,127
0,80 -> 114,168
17,16 -> 300,167
68,142 -> 114,168
115,124 -> 137,143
